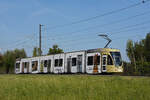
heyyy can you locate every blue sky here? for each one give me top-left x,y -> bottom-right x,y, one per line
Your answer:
0,0 -> 150,61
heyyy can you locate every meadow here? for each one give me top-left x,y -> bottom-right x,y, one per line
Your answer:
0,74 -> 150,100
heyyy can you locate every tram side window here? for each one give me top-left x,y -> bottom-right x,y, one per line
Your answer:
44,60 -> 48,67
59,59 -> 63,67
72,58 -> 76,66
107,55 -> 113,65
32,61 -> 38,71
48,60 -> 51,67
24,62 -> 27,68
55,59 -> 59,67
88,56 -> 93,65
103,57 -> 106,65
16,63 -> 20,68
55,59 -> 63,67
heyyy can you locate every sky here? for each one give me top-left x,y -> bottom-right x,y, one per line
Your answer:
0,0 -> 150,61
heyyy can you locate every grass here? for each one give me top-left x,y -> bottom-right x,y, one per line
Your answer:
0,75 -> 150,100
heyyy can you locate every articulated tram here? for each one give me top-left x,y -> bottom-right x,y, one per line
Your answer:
15,48 -> 123,74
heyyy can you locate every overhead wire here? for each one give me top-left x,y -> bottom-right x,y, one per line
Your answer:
52,25 -> 150,48
46,0 -> 150,30
35,0 -> 150,53
44,18 -> 150,46
44,10 -> 150,42
3,0 -> 150,53
8,16 -> 149,52
110,25 -> 150,35
3,34 -> 36,51
58,31 -> 148,50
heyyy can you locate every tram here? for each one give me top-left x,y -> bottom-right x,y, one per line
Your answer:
15,48 -> 123,74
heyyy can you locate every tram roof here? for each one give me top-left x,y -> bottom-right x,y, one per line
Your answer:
16,48 -> 120,61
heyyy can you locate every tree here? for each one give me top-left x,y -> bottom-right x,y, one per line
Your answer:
126,33 -> 150,75
134,41 -> 145,62
3,49 -> 27,74
14,48 -> 27,59
126,40 -> 137,71
0,53 -> 3,67
33,47 -> 38,57
32,47 -> 42,57
126,40 -> 134,62
145,33 -> 150,62
47,45 -> 63,55
38,48 -> 41,56
3,50 -> 15,73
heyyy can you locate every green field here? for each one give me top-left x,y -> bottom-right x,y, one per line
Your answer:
0,75 -> 150,100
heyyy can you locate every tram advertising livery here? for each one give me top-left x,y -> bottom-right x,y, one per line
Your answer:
15,48 -> 123,74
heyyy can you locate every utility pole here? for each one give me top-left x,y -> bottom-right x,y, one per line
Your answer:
39,24 -> 44,56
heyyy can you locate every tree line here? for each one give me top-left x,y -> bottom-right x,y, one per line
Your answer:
0,49 -> 27,74
32,44 -> 63,57
0,33 -> 150,75
124,33 -> 150,75
0,45 -> 63,74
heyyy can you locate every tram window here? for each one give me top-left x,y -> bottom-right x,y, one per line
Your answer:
55,59 -> 58,67
103,57 -> 106,65
32,61 -> 38,71
107,55 -> 113,65
72,58 -> 76,66
44,60 -> 48,67
24,62 -> 26,68
55,59 -> 63,67
59,59 -> 63,67
97,56 -> 100,65
16,63 -> 20,68
48,60 -> 51,67
88,56 -> 93,65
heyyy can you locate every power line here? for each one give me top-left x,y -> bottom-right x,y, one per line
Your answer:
3,0 -> 150,52
111,25 -> 150,35
110,19 -> 150,32
44,10 -> 150,41
56,32 -> 147,50
36,23 -> 150,51
44,19 -> 150,45
38,25 -> 150,54
2,34 -> 36,51
50,25 -> 150,47
46,0 -> 150,30
32,14 -> 150,51
112,33 -> 143,41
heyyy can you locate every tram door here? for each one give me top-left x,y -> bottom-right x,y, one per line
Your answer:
67,57 -> 71,73
27,62 -> 29,73
93,54 -> 98,73
102,55 -> 107,72
22,63 -> 24,73
47,60 -> 51,73
77,55 -> 82,73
